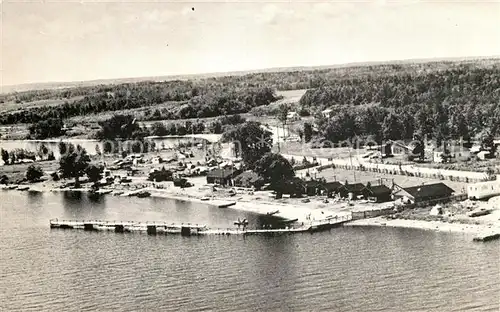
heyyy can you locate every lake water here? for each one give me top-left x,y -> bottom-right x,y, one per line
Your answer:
0,190 -> 499,311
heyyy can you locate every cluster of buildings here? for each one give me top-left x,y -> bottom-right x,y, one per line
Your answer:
205,167 -> 457,205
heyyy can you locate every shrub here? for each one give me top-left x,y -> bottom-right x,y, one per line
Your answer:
26,165 -> 44,182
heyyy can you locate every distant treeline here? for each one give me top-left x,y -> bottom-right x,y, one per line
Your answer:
0,80 -> 278,124
3,59 -> 500,146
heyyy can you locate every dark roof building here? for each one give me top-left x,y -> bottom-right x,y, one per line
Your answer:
206,168 -> 241,186
321,181 -> 343,197
362,184 -> 392,202
393,182 -> 454,203
234,171 -> 263,189
337,183 -> 365,198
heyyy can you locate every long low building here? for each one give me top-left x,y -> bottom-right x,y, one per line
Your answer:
393,183 -> 455,204
467,180 -> 500,200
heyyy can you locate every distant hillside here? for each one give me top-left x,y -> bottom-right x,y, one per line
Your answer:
3,55 -> 498,93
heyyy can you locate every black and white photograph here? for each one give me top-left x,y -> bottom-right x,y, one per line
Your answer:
1,1 -> 499,311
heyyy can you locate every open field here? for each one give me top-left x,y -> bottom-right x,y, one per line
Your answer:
0,96 -> 84,114
0,160 -> 59,183
281,143 -> 369,159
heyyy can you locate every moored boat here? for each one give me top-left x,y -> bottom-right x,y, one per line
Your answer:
136,191 -> 151,198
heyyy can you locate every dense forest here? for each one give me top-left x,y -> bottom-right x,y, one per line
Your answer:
300,64 -> 500,143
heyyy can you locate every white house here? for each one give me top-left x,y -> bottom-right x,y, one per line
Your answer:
286,111 -> 300,121
433,145 -> 471,163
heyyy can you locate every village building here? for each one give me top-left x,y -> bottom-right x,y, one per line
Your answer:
233,171 -> 264,189
338,183 -> 365,199
320,181 -> 343,198
304,180 -> 323,196
286,111 -> 300,121
433,145 -> 471,163
467,180 -> 500,200
392,182 -> 454,204
321,108 -> 333,119
206,168 -> 241,186
362,184 -> 392,202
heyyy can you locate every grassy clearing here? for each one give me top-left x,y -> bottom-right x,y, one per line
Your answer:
0,96 -> 85,113
0,160 -> 59,183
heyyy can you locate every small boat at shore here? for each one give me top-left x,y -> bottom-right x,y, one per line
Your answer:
17,186 -> 30,191
96,189 -> 113,195
136,191 -> 151,198
200,196 -> 210,201
266,210 -> 280,216
6,185 -> 19,190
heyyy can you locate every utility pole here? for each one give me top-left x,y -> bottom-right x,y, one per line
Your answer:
349,147 -> 356,182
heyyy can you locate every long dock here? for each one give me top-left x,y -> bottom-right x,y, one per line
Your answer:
49,215 -> 351,236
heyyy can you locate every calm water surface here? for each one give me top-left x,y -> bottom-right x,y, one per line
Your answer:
0,190 -> 499,311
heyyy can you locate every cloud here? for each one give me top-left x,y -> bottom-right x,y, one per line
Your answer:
256,4 -> 304,25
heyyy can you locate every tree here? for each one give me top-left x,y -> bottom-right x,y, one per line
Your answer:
382,113 -> 404,141
47,151 -> 55,161
26,164 -> 44,182
96,114 -> 143,140
59,143 -> 91,187
151,122 -> 168,136
277,104 -> 290,139
37,144 -> 49,160
1,149 -> 9,165
210,121 -> 223,134
29,118 -> 64,139
303,122 -> 313,143
222,121 -> 272,168
254,153 -> 295,187
433,101 -> 449,147
148,167 -> 173,182
86,164 -> 103,184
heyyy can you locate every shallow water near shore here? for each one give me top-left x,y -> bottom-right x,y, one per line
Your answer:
0,190 -> 499,311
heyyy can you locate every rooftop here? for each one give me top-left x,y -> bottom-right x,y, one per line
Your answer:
207,168 -> 239,179
402,183 -> 454,199
364,184 -> 392,195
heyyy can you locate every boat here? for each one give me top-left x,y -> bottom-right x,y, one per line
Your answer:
279,218 -> 299,225
113,191 -> 124,196
6,185 -> 19,190
266,210 -> 280,216
200,196 -> 210,201
136,191 -> 151,198
17,185 -> 30,191
97,189 -> 112,195
233,218 -> 249,226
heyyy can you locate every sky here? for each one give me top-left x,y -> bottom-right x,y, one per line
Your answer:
2,0 -> 500,86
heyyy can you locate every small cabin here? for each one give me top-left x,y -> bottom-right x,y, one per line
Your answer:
338,183 -> 365,199
322,109 -> 333,119
362,184 -> 392,203
206,168 -> 241,186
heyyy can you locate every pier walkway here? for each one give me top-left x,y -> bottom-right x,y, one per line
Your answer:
49,215 -> 352,236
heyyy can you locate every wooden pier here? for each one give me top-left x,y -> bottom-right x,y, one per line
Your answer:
49,215 -> 351,237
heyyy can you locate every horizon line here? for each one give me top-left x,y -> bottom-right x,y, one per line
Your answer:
3,54 -> 500,93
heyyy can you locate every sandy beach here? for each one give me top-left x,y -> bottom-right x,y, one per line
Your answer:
346,216 -> 500,236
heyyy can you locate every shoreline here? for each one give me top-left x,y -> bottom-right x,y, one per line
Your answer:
4,184 -> 500,240
345,216 -> 500,236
